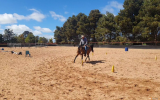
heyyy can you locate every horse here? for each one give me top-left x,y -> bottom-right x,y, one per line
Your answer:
74,45 -> 94,65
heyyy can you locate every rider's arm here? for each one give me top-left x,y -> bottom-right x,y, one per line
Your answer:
79,39 -> 82,46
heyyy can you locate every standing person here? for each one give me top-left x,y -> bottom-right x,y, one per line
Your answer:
79,35 -> 88,56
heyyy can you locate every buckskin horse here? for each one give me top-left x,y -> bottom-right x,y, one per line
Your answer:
74,45 -> 94,65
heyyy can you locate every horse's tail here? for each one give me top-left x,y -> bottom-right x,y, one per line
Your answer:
90,45 -> 94,52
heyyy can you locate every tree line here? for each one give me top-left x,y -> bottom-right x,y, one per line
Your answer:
0,29 -> 53,44
54,0 -> 160,44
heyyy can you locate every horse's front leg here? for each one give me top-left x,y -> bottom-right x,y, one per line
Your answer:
85,52 -> 88,62
82,54 -> 83,66
74,54 -> 79,63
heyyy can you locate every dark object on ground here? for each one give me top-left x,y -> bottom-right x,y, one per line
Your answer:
18,52 -> 22,55
25,51 -> 31,57
11,51 -> 22,55
11,51 -> 14,54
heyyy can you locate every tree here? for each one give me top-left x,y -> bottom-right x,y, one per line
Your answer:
115,0 -> 144,40
96,12 -> 117,42
88,9 -> 102,42
77,14 -> 91,42
49,38 -> 53,43
0,34 -> 4,43
38,37 -> 48,43
76,13 -> 86,22
53,1 -> 160,43
23,31 -> 31,38
17,34 -> 25,43
115,16 -> 133,37
3,29 -> 16,43
35,36 -> 39,43
10,36 -> 18,43
65,15 -> 78,42
136,0 -> 160,41
25,32 -> 35,43
54,26 -> 62,43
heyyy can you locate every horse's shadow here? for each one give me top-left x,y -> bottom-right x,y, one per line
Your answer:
85,60 -> 105,65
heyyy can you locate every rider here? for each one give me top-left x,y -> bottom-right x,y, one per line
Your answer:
79,35 -> 88,56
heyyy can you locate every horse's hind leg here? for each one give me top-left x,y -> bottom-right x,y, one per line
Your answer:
88,55 -> 90,61
74,54 -> 79,63
85,56 -> 87,62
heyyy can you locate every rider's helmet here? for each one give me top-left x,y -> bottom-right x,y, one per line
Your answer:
81,35 -> 84,38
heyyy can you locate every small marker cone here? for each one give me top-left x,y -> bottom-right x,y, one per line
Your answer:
82,60 -> 83,66
155,55 -> 157,60
106,52 -> 107,55
112,66 -> 114,72
92,52 -> 94,56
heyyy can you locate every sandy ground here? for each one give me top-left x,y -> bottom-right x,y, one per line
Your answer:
0,46 -> 160,100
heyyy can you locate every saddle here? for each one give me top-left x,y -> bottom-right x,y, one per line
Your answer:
78,45 -> 89,51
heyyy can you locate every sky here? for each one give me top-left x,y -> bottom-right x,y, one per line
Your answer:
0,0 -> 124,42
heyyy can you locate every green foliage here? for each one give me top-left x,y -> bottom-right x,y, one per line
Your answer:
25,33 -> 35,43
77,14 -> 91,41
54,26 -> 63,43
88,10 -> 103,42
49,38 -> 53,43
38,37 -> 48,43
3,29 -> 16,43
115,0 -> 143,40
51,0 -> 160,44
136,0 -> 160,41
10,36 -> 18,43
35,36 -> 39,43
96,12 -> 117,42
2,0 -> 160,44
0,34 -> 4,43
17,34 -> 25,43
65,15 -> 78,42
112,36 -> 130,42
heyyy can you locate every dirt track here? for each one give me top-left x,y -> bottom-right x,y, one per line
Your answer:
0,46 -> 160,100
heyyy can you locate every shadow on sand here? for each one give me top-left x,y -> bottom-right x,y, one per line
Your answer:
86,60 -> 105,64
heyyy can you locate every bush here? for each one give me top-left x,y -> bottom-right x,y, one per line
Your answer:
98,42 -> 104,45
111,40 -> 118,45
111,36 -> 131,45
60,41 -> 66,44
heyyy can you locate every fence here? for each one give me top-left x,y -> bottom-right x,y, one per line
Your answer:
7,43 -> 22,47
57,41 -> 160,49
57,41 -> 160,45
0,43 -> 58,47
1,42 -> 160,48
0,43 -> 7,47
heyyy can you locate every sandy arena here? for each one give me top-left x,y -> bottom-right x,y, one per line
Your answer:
0,46 -> 160,100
